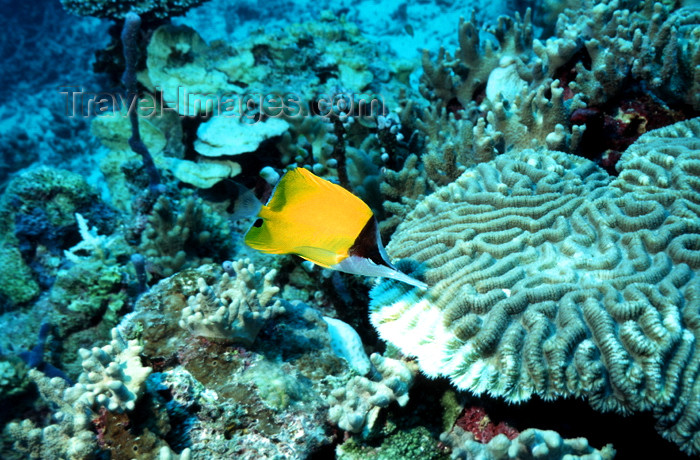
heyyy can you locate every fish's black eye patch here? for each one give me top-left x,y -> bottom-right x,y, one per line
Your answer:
253,218 -> 264,228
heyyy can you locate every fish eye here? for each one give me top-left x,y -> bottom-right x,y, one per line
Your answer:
253,218 -> 263,228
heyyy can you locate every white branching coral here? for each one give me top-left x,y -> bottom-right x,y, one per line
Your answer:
178,259 -> 284,345
327,353 -> 417,436
63,212 -> 125,264
65,328 -> 152,412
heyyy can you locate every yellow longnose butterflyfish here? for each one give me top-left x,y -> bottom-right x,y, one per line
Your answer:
243,167 -> 427,289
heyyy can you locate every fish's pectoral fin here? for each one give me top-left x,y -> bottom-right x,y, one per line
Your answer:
296,246 -> 346,269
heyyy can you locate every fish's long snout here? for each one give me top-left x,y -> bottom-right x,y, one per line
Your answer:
383,269 -> 428,290
334,255 -> 428,289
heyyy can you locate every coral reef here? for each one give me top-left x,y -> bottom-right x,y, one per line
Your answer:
370,118 -> 700,454
327,353 -> 417,436
141,14 -> 399,197
67,327 -> 152,412
2,0 -> 698,458
179,259 -> 284,344
60,0 -> 206,19
389,0 -> 699,223
440,425 -> 615,460
6,369 -> 97,460
102,264 -> 342,457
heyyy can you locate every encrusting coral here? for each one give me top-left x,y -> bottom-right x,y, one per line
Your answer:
179,258 -> 284,344
369,118 -> 700,455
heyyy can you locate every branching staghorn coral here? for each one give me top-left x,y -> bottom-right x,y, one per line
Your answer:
179,259 -> 284,345
370,118 -> 700,455
327,353 -> 417,437
417,0 -> 697,173
562,1 -> 700,109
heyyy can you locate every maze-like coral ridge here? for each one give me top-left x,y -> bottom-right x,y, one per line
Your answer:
370,118 -> 700,454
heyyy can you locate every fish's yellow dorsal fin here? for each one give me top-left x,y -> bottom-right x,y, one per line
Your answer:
264,167 -> 345,212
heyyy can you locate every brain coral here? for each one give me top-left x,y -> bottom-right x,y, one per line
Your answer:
369,118 -> 700,454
